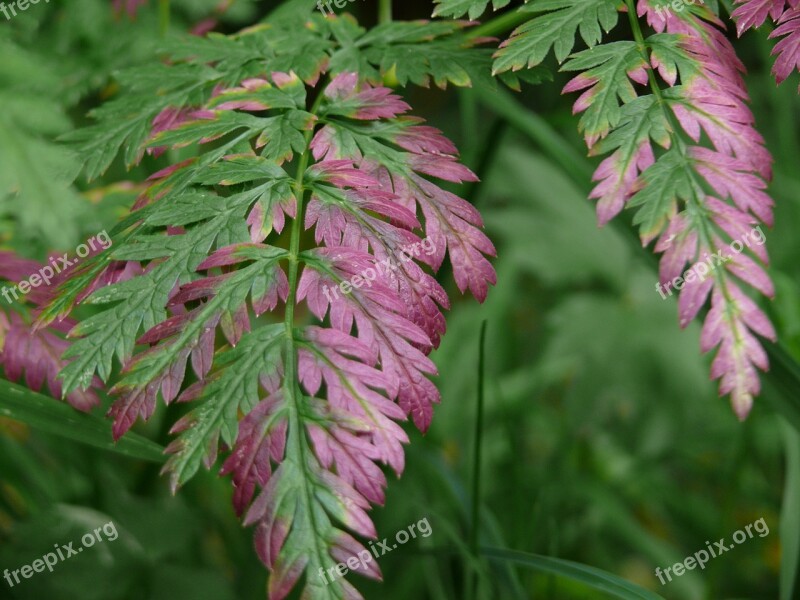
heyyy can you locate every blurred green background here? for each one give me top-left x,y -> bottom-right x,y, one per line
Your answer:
1,1 -> 799,599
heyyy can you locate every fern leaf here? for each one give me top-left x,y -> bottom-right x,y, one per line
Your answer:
48,25 -> 495,595
467,0 -> 778,417
493,0 -> 621,74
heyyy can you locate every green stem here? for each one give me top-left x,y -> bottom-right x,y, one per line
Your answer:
280,86 -> 331,581
378,0 -> 391,24
467,9 -> 529,39
467,321 -> 488,600
460,89 -> 479,165
624,0 -> 737,314
285,89 -> 328,339
780,421 -> 800,600
158,0 -> 170,37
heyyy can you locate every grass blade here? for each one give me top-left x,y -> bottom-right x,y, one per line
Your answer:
0,378 -> 164,462
780,421 -> 800,600
481,546 -> 666,600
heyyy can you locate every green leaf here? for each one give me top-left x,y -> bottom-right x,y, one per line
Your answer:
493,0 -> 621,74
163,323 -> 285,490
61,206 -> 249,392
149,111 -> 267,148
590,95 -> 670,157
627,147 -> 689,242
647,33 -> 699,85
196,155 -> 291,187
432,0 -> 511,20
256,110 -> 316,163
562,41 -> 644,141
481,547 -> 667,600
331,19 -> 497,89
64,63 -> 222,181
0,379 -> 164,462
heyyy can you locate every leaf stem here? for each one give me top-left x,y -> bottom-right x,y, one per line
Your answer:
624,2 -> 725,278
280,84 -> 332,584
467,320 -> 488,600
467,9 -> 529,39
285,89 -> 327,338
378,0 -> 392,24
158,0 -> 170,37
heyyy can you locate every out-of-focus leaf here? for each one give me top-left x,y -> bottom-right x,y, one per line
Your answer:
482,546 -> 667,600
0,379 -> 164,462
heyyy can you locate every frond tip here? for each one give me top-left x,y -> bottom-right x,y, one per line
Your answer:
506,0 -> 779,417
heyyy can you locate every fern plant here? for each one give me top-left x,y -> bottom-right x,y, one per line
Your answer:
16,0 -> 798,597
40,15 -> 496,596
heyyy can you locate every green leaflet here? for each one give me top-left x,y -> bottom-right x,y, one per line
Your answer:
196,155 -> 293,186
493,0 -> 620,74
589,95 -> 670,158
60,206 -> 250,391
164,323 -> 285,490
65,16 -> 497,186
627,147 -> 692,241
432,0 -> 511,21
562,41 -> 645,142
0,379 -> 164,463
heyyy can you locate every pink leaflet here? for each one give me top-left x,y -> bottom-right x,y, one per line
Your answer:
590,142 -> 655,226
220,395 -> 286,516
307,160 -> 384,189
770,7 -> 800,84
299,326 -> 409,474
691,147 -> 774,226
309,109 -> 496,303
324,72 -> 411,120
409,175 -> 496,301
655,214 -> 698,285
1,310 -> 101,412
306,399 -> 389,506
732,0 -> 795,35
700,283 -> 776,418
297,250 -> 442,431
